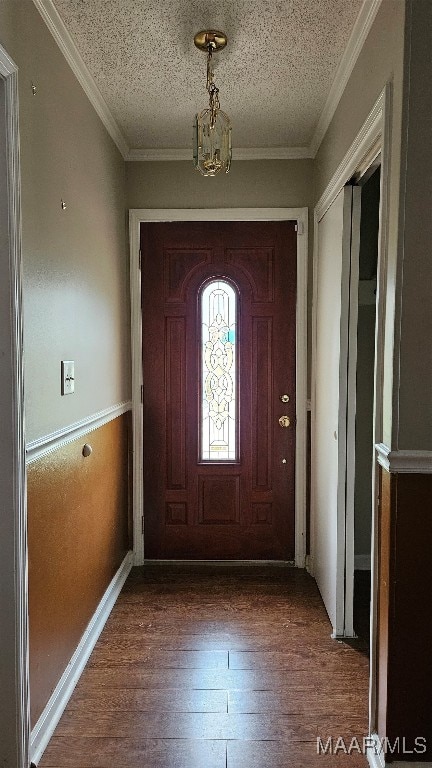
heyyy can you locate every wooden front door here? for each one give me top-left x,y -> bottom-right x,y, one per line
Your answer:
142,221 -> 297,560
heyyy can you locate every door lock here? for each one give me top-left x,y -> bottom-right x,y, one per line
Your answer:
280,394 -> 290,403
278,415 -> 291,428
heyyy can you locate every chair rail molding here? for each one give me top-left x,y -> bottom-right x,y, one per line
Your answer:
375,443 -> 432,474
26,400 -> 132,464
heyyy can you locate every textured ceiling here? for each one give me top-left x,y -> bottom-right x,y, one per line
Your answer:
52,0 -> 364,150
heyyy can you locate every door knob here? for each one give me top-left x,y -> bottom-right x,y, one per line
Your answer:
278,415 -> 290,428
280,394 -> 290,403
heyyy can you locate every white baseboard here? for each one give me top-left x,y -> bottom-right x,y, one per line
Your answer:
367,734 -> 386,768
355,554 -> 371,570
30,550 -> 133,764
366,734 -> 431,767
143,559 -> 295,566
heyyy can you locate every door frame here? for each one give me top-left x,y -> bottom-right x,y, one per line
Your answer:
311,83 -> 392,734
0,45 -> 30,767
129,207 -> 308,568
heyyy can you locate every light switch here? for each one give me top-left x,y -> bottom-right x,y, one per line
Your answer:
61,360 -> 75,395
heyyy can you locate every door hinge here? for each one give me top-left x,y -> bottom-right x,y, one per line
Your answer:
140,384 -> 143,404
295,221 -> 304,235
138,248 -> 142,269
141,515 -> 144,534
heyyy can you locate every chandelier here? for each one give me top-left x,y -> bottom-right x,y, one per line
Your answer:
193,30 -> 232,177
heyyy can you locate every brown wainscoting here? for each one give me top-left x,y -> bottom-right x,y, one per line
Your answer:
376,466 -> 393,743
376,465 -> 432,759
306,409 -> 311,556
28,412 -> 132,727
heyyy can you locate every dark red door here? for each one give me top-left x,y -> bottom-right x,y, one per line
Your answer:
142,221 -> 296,559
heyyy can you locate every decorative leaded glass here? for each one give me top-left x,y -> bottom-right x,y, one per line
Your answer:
201,280 -> 237,461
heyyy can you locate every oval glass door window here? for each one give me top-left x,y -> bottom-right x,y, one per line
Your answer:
201,279 -> 237,461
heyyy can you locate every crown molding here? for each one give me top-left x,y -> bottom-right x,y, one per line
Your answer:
310,0 -> 383,156
127,148 -> 190,162
32,0 -> 129,158
375,443 -> 432,474
0,44 -> 18,75
126,146 -> 314,161
235,146 -> 314,160
33,0 -> 382,163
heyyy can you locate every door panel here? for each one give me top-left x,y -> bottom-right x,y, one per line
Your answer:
312,187 -> 360,636
142,221 -> 297,560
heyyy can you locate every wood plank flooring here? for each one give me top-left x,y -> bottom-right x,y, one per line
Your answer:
39,565 -> 370,767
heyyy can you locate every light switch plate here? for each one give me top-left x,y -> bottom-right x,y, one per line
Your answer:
61,360 -> 75,395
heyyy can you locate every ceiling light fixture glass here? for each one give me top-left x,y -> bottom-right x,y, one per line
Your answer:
193,30 -> 232,177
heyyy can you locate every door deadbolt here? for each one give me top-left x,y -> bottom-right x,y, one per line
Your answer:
278,415 -> 291,428
280,394 -> 290,403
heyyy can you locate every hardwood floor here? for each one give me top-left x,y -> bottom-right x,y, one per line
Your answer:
39,565 -> 370,767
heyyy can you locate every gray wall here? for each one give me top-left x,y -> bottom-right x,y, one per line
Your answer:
0,0 -> 131,443
126,159 -> 315,328
396,0 -> 432,450
127,158 -> 315,391
315,0 -> 406,450
126,158 -> 314,211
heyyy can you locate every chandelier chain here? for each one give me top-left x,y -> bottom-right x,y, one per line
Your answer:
206,45 -> 220,127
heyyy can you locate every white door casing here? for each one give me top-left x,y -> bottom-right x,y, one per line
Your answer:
0,44 -> 29,768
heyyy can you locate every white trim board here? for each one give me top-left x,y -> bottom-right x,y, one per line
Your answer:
367,734 -> 386,768
30,551 -> 133,765
375,443 -> 432,473
130,207 -> 308,569
366,734 -> 432,768
33,0 -> 381,161
26,400 -> 132,463
130,208 -> 308,223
